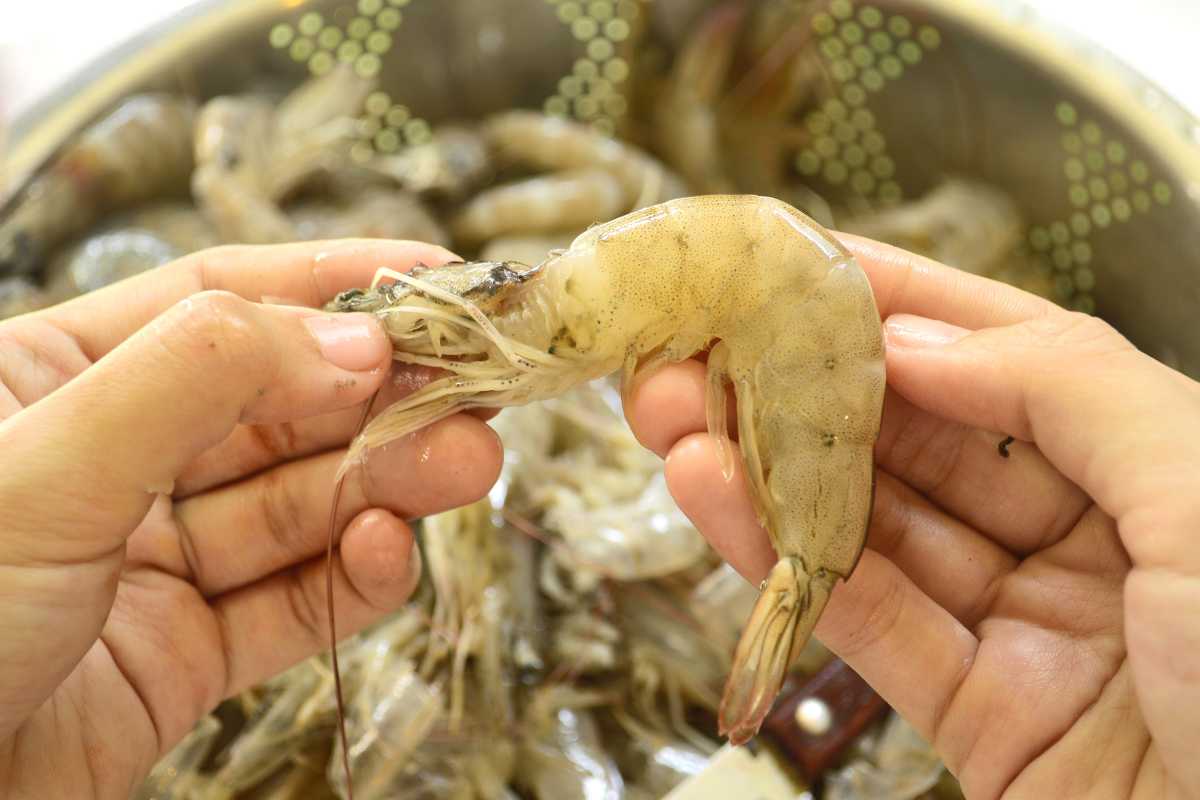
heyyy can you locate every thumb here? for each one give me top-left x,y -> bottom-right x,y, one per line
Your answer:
1,289 -> 392,565
881,310 -> 1200,558
0,290 -> 390,742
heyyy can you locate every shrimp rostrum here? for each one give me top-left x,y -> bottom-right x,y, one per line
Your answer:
327,194 -> 885,744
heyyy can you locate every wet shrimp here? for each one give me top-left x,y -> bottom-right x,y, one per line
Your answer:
192,65 -> 379,244
449,111 -> 687,244
369,125 -> 493,199
0,94 -> 196,277
327,194 -> 885,745
479,232 -> 576,267
452,168 -> 627,245
652,2 -> 834,226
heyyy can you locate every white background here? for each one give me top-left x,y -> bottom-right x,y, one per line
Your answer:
2,0 -> 1199,122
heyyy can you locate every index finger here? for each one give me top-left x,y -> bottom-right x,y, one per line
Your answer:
837,232 -> 1062,330
33,239 -> 457,361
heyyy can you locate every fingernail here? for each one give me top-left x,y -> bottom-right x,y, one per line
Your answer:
304,313 -> 389,371
886,314 -> 969,348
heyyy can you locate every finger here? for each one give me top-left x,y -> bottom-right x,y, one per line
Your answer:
628,360 -> 1090,553
814,548 -> 978,748
664,432 -> 778,581
867,470 -> 1017,624
883,312 -> 1200,571
39,239 -> 457,361
625,359 -> 735,458
174,363 -> 444,496
1125,568 -> 1200,793
212,507 -> 422,698
144,413 -> 501,595
836,233 -> 1060,329
663,431 -> 1017,623
101,508 -> 419,749
876,389 -> 1091,554
4,292 -> 395,565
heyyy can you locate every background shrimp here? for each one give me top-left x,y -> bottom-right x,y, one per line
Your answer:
0,93 -> 196,278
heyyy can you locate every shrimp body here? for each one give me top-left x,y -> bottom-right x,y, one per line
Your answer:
328,194 -> 884,744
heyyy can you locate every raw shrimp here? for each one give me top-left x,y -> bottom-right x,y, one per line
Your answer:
840,178 -> 1024,275
44,228 -> 178,301
202,660 -> 337,798
192,66 -> 375,244
515,686 -> 625,800
483,111 -> 687,208
652,2 -> 744,193
823,713 -> 946,800
841,178 -> 1060,300
480,232 -> 577,271
39,202 -> 220,306
327,194 -> 885,745
369,125 -> 493,199
0,94 -> 196,277
448,111 -> 687,244
493,381 -> 707,582
651,2 -> 833,226
133,715 -> 221,800
452,169 -> 626,245
290,189 -> 450,247
0,278 -> 48,321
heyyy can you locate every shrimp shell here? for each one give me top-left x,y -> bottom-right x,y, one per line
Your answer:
328,194 -> 885,745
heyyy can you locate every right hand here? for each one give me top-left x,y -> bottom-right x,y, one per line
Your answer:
626,236 -> 1200,799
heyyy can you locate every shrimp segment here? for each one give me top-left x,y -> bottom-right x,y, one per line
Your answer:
326,194 -> 885,744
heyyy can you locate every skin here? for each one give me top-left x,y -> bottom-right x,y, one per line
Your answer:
0,240 -> 502,799
0,233 -> 1197,799
625,234 -> 1200,800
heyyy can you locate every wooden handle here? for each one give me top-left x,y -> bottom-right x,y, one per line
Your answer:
760,657 -> 889,781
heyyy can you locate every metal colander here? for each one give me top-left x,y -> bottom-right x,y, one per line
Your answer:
3,0 -> 1197,378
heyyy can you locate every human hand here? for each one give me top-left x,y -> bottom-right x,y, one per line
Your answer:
0,241 -> 502,799
625,237 -> 1200,799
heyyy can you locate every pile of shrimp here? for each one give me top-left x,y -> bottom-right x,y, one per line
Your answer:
132,381 -> 949,800
0,5 -> 1041,798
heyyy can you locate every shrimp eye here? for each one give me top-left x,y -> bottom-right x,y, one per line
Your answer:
331,288 -> 366,309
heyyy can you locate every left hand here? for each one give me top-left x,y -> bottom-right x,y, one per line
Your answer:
0,241 -> 502,799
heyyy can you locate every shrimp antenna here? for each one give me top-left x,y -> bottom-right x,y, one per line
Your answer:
326,387 -> 381,800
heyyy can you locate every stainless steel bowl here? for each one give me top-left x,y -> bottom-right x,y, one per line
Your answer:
3,0 -> 1199,370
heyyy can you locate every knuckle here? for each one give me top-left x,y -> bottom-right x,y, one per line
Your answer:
1021,312 -> 1128,356
834,568 -> 905,658
161,290 -> 265,376
258,468 -> 310,556
283,567 -> 326,644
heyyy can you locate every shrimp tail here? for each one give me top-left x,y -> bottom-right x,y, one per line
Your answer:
718,556 -> 836,745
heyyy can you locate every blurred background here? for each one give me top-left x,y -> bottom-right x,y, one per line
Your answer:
4,0 -> 1200,122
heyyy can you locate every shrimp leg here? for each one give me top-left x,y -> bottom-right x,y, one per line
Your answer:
706,340 -> 736,482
